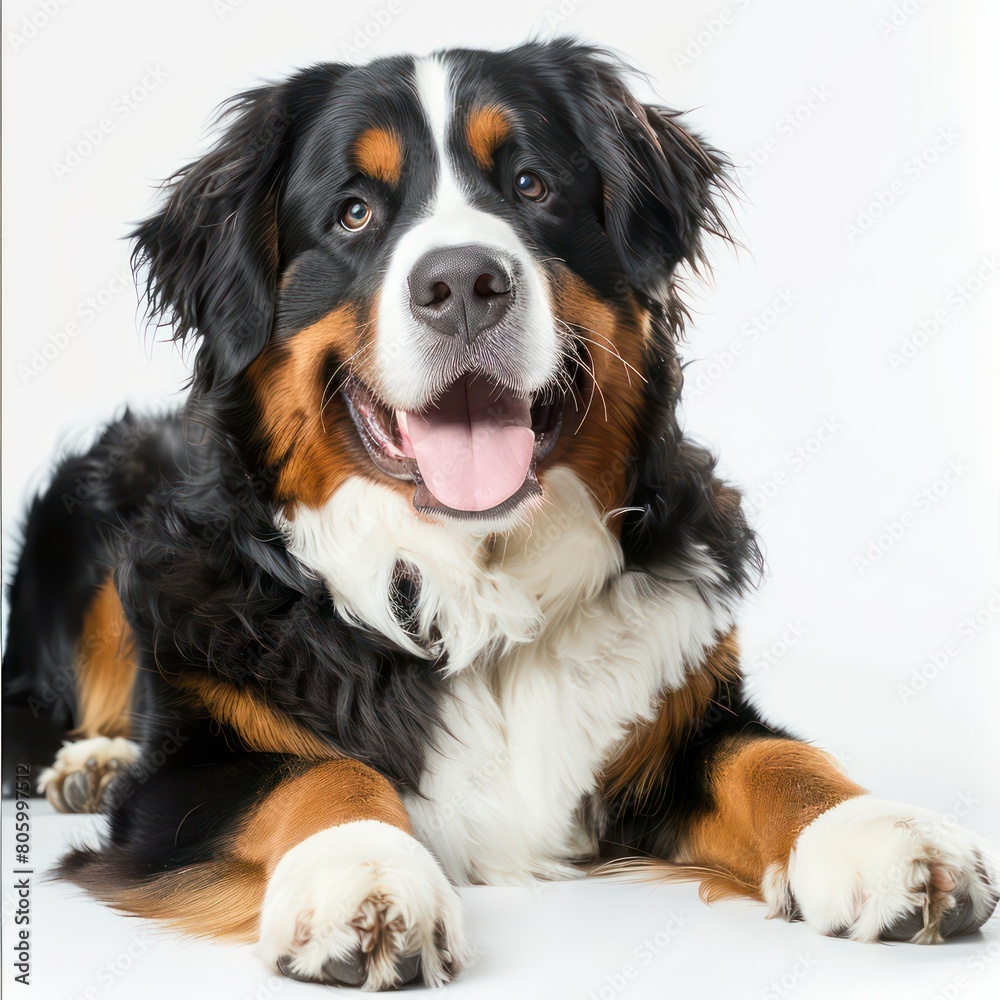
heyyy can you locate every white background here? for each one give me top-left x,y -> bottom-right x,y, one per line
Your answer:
2,0 -> 999,997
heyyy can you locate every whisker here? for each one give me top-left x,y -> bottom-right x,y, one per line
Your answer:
553,320 -> 611,427
320,341 -> 373,431
572,341 -> 608,426
571,330 -> 647,385
601,506 -> 644,526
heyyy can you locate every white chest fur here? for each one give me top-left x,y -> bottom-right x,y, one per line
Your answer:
279,467 -> 733,884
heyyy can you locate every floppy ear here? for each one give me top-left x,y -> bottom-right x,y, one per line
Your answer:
551,43 -> 731,302
132,66 -> 344,387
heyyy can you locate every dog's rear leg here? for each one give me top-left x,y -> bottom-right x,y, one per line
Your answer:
58,754 -> 469,990
36,575 -> 140,812
3,412 -> 183,802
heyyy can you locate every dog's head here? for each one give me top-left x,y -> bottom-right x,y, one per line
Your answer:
134,41 -> 728,530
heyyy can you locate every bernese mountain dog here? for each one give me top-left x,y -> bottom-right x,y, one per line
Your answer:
3,40 -> 997,991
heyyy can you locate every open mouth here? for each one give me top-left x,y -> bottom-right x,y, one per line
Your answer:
343,373 -> 565,520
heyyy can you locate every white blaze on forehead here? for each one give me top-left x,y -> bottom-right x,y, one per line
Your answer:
373,55 -> 560,412
414,54 -> 450,159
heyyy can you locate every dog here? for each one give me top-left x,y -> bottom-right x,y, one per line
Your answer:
3,39 -> 997,991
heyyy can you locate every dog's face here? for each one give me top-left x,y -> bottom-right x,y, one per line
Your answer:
135,42 -> 726,528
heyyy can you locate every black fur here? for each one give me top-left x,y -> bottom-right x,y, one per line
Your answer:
619,323 -> 763,593
131,64 -> 353,388
1,412 -> 184,796
4,40 -> 759,910
110,410 -> 447,790
599,677 -> 791,863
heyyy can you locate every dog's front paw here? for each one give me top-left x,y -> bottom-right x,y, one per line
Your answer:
258,820 -> 469,990
37,736 -> 138,813
775,794 -> 999,943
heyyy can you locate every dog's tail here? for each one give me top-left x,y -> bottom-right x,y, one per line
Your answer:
1,411 -> 185,797
591,856 -> 765,905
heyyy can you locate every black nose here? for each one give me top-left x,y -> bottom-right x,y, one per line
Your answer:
408,245 -> 515,342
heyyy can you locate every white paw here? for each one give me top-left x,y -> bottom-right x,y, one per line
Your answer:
37,736 -> 139,813
775,795 -> 1000,943
258,820 -> 469,991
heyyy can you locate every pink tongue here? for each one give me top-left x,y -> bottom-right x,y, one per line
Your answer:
397,377 -> 534,512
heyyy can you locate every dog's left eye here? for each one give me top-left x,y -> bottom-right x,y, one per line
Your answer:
340,199 -> 372,231
514,170 -> 547,202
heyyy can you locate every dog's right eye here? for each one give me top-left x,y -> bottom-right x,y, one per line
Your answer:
514,170 -> 547,202
340,199 -> 372,231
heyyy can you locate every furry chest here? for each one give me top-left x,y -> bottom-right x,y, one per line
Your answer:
282,469 -> 733,882
403,586 -> 726,885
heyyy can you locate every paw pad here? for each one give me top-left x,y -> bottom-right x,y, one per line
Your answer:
37,737 -> 138,813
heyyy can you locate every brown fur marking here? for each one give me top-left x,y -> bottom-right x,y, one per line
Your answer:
675,736 -> 866,896
258,263 -> 649,522
66,858 -> 268,941
353,127 -> 403,185
601,630 -> 741,802
466,104 -> 512,169
247,304 -> 380,509
235,758 -> 412,874
177,674 -> 339,760
599,631 -> 864,901
546,268 -> 649,519
64,759 -> 411,941
74,575 -> 137,738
